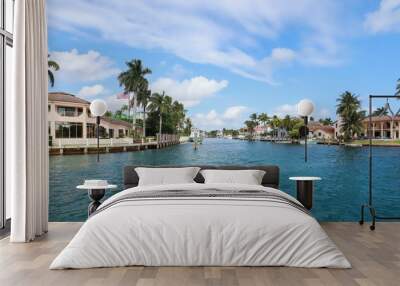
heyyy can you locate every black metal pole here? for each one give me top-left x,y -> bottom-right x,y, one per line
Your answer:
304,116 -> 308,162
96,116 -> 100,162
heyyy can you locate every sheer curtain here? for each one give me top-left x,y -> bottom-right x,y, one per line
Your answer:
8,0 -> 49,242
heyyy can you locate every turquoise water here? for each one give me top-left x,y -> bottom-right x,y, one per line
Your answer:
49,138 -> 400,222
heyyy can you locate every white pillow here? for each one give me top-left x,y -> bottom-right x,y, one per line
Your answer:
200,169 -> 266,185
135,167 -> 201,186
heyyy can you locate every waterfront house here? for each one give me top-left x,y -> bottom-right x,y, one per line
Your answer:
309,124 -> 335,140
362,116 -> 400,139
334,115 -> 399,140
254,125 -> 271,135
48,92 -> 132,146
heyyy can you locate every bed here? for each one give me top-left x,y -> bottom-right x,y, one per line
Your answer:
50,165 -> 350,269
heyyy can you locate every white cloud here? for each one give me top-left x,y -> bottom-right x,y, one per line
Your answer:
104,95 -> 127,112
50,49 -> 120,82
78,84 -> 105,98
317,108 -> 331,119
193,106 -> 248,130
273,103 -> 330,119
151,76 -> 228,107
167,64 -> 191,79
48,0 -> 345,84
273,104 -> 299,117
365,0 -> 400,33
223,106 -> 248,119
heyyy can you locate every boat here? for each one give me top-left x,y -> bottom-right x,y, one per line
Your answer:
299,138 -> 318,145
345,143 -> 363,147
189,127 -> 203,144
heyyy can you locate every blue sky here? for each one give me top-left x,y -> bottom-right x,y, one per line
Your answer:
47,0 -> 400,130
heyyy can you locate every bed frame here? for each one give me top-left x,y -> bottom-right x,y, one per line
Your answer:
123,165 -> 280,189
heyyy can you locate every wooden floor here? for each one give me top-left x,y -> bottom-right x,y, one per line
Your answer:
0,222 -> 399,286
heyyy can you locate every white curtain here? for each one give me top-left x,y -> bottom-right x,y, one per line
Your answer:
8,0 -> 49,242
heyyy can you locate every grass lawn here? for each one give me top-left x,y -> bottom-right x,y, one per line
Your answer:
352,139 -> 400,146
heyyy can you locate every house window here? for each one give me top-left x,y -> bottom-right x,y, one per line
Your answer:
99,126 -> 108,138
119,129 -> 124,137
56,106 -> 79,117
86,123 -> 96,138
109,129 -> 114,138
55,122 -> 83,138
48,104 -> 51,112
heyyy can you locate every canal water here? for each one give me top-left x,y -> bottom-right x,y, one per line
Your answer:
50,138 -> 400,221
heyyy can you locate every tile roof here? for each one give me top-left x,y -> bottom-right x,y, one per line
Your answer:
362,115 -> 400,122
309,124 -> 334,133
101,117 -> 132,128
49,92 -> 91,105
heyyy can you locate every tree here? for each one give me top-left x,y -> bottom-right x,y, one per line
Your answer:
372,106 -> 388,116
270,115 -> 281,138
118,59 -> 152,139
183,118 -> 192,136
149,91 -> 167,139
319,117 -> 334,126
48,55 -> 59,87
136,84 -> 152,138
258,113 -> 269,126
336,91 -> 364,141
250,113 -> 259,125
171,100 -> 186,134
244,120 -> 257,139
282,115 -> 292,130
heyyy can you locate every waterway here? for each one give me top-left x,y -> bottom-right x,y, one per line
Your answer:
49,138 -> 400,221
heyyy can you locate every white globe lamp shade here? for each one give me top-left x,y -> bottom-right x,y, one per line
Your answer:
90,99 -> 107,117
297,99 -> 314,117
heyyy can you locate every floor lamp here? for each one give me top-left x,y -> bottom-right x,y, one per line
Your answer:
89,99 -> 108,162
297,99 -> 315,162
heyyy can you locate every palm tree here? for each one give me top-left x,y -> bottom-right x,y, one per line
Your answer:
336,91 -> 361,115
149,91 -> 167,140
258,113 -> 269,126
184,118 -> 192,136
244,120 -> 257,139
136,84 -> 152,138
271,115 -> 281,138
171,100 -> 186,134
336,91 -> 364,141
118,59 -> 152,139
48,55 -> 59,87
250,113 -> 258,125
319,117 -> 334,126
282,115 -> 292,130
372,106 -> 388,116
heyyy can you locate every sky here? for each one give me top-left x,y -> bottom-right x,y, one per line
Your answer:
47,0 -> 400,130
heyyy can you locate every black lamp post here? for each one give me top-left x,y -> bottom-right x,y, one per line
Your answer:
297,99 -> 315,162
89,99 -> 108,162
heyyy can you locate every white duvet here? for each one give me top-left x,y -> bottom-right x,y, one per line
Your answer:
50,183 -> 351,269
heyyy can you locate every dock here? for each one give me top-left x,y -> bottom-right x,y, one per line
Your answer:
49,134 -> 181,155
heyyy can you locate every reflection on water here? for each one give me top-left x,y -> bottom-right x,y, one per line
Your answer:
50,138 -> 400,221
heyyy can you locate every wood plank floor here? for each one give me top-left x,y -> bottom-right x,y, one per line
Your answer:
0,222 -> 399,286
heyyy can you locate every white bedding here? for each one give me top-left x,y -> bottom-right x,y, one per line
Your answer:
50,183 -> 351,269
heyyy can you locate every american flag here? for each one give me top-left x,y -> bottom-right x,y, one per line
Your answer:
116,91 -> 129,99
